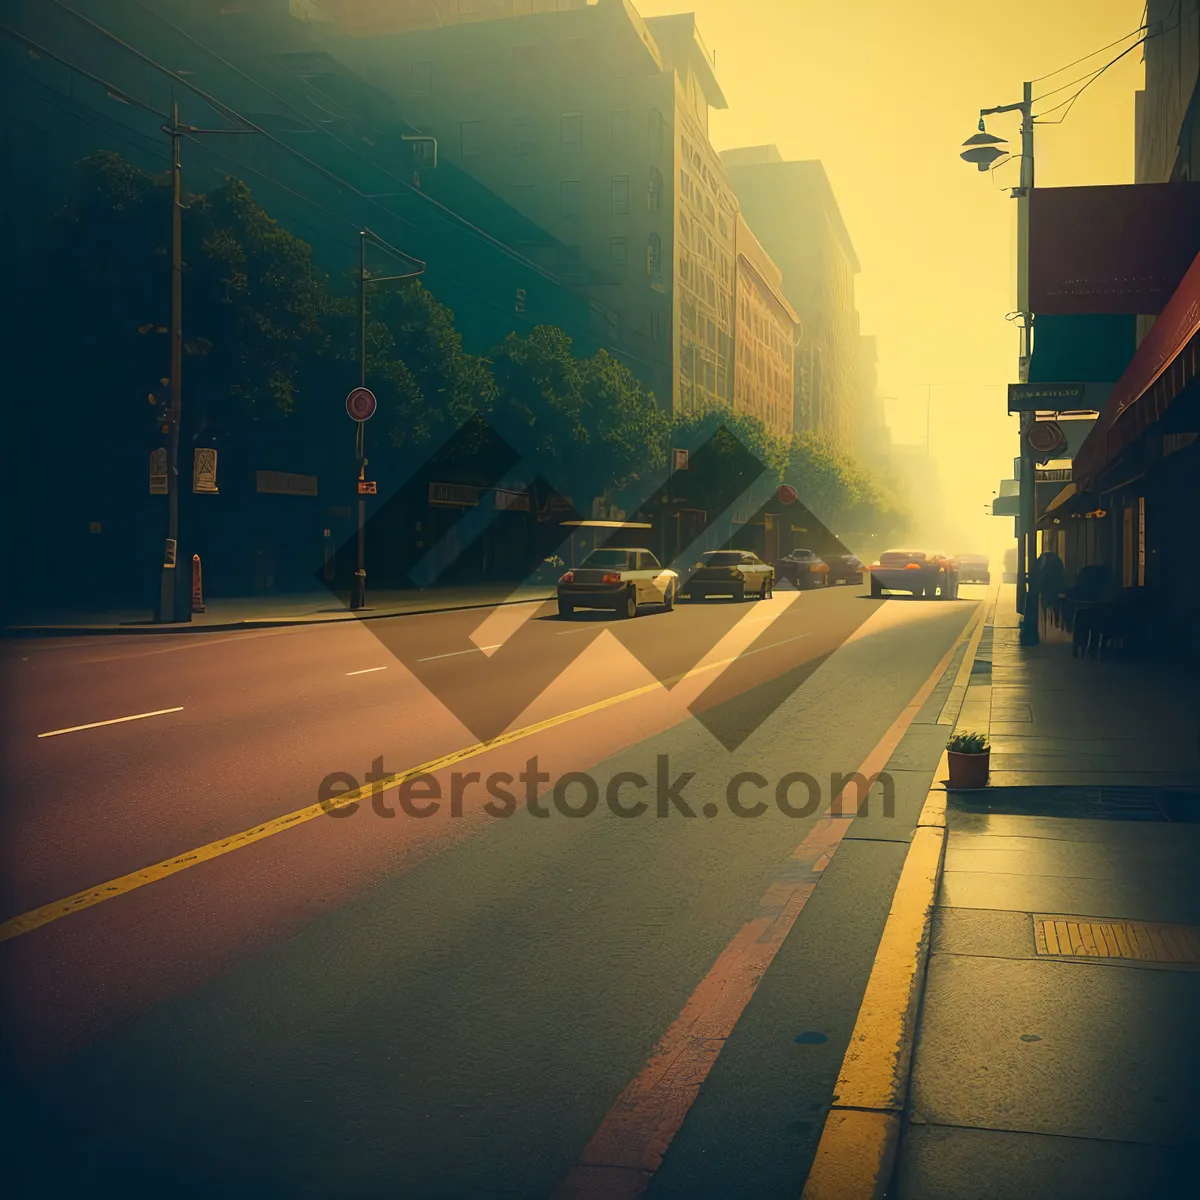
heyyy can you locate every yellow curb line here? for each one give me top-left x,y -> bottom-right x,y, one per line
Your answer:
802,590 -> 995,1200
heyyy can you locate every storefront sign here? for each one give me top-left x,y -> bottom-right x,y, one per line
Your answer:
493,489 -> 531,512
1008,382 -> 1085,413
1030,183 -> 1200,314
429,482 -> 480,508
256,470 -> 318,496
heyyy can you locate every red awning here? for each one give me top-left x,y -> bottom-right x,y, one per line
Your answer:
1074,249 -> 1200,489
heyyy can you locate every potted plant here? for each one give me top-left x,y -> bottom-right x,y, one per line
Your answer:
946,731 -> 990,789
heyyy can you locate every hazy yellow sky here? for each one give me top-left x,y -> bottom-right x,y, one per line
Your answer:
637,0 -> 1146,551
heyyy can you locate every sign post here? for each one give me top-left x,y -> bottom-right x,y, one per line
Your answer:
346,386 -> 376,611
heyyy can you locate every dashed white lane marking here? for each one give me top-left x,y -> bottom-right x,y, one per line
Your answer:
37,707 -> 185,739
417,645 -> 502,662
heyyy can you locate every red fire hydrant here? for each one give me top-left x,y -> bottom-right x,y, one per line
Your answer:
191,554 -> 206,613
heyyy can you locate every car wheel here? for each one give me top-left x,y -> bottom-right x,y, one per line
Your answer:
733,583 -> 746,602
618,588 -> 637,619
663,581 -> 675,611
870,577 -> 882,598
558,600 -> 574,618
761,575 -> 774,600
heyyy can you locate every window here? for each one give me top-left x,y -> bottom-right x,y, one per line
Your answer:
460,120 -> 483,157
561,112 -> 583,152
610,109 -> 629,152
560,180 -> 582,217
610,175 -> 630,215
647,166 -> 663,213
647,232 -> 662,281
610,237 -> 628,279
513,118 -> 536,154
649,108 -> 665,153
410,61 -> 432,96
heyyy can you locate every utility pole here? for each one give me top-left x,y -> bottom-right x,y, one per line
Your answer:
351,230 -> 368,610
975,82 -> 1036,642
153,110 -> 256,623
348,229 -> 427,611
157,102 -> 184,623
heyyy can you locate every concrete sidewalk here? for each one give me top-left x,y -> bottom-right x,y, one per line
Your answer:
891,588 -> 1200,1198
3,583 -> 555,636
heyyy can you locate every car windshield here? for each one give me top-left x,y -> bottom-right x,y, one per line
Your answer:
581,550 -> 633,569
701,552 -> 745,566
789,550 -> 813,560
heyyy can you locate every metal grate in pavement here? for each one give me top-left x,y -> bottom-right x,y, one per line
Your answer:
1034,916 -> 1200,965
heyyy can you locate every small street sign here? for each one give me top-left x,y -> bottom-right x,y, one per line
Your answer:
149,447 -> 168,495
777,484 -> 797,505
358,479 -> 377,495
193,447 -> 218,493
163,538 -> 178,568
673,447 -> 689,470
346,386 -> 377,422
1027,421 -> 1066,458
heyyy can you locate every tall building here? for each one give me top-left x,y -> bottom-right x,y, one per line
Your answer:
733,213 -> 798,439
856,330 -> 891,461
296,0 -> 793,431
720,145 -> 863,458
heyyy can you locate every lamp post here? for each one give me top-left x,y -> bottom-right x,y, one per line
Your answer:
349,228 -> 426,611
962,82 -> 1036,642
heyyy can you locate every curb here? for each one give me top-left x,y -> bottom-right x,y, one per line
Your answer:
801,588 -> 997,1200
1,591 -> 556,638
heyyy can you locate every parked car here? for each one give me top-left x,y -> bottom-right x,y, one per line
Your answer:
867,549 -> 959,599
776,549 -> 830,589
824,552 -> 865,585
557,548 -> 678,618
955,553 -> 990,584
683,550 -> 775,601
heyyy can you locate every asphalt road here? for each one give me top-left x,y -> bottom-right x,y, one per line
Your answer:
0,581 -> 982,1197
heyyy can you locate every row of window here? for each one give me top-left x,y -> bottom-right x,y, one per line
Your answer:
459,112 -> 667,159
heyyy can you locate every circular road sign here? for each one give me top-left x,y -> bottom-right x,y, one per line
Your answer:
346,387 -> 377,422
1026,420 -> 1065,457
777,484 -> 797,505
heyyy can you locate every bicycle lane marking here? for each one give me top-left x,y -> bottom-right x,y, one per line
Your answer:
552,598 -> 986,1200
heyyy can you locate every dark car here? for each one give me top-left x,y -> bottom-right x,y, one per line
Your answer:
776,549 -> 830,589
824,552 -> 864,585
683,550 -> 774,601
956,554 -> 990,584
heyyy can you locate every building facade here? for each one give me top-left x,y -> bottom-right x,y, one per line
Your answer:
303,1 -> 793,432
720,145 -> 864,458
733,213 -> 798,438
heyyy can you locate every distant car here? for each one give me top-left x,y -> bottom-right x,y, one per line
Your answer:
955,554 -> 990,584
824,552 -> 865,585
776,549 -> 830,589
683,550 -> 775,601
557,548 -> 678,618
867,549 -> 959,600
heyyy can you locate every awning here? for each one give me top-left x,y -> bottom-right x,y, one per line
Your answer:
1036,483 -> 1077,527
1074,249 -> 1200,489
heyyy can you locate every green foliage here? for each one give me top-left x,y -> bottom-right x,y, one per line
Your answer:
490,327 -> 665,499
947,731 -> 990,754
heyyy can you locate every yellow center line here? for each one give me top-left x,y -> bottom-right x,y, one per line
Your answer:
0,620 -> 832,944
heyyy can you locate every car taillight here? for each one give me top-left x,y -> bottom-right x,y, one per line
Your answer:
559,571 -> 574,584
730,569 -> 744,579
602,573 -> 622,584
904,563 -> 922,570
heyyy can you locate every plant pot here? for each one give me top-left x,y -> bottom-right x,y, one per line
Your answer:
947,749 -> 989,789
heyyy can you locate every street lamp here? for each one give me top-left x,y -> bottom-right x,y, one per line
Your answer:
962,82 -> 1037,643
